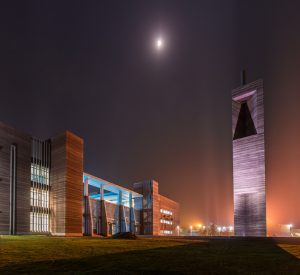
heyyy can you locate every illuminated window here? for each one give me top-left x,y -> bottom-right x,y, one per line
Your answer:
30,212 -> 49,232
31,164 -> 49,185
160,209 -> 173,215
160,219 -> 173,225
160,230 -> 173,235
30,165 -> 50,232
30,188 -> 49,208
30,139 -> 51,233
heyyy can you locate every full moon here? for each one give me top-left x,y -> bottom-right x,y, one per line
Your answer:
156,38 -> 164,50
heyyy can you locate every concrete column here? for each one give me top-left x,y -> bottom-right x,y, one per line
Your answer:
100,184 -> 104,200
83,178 -> 89,235
98,184 -> 104,234
84,178 -> 89,197
118,191 -> 122,233
129,192 -> 134,233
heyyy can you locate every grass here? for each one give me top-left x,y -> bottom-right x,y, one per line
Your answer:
0,236 -> 300,274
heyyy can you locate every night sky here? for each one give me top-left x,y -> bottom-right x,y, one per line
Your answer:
1,1 -> 300,229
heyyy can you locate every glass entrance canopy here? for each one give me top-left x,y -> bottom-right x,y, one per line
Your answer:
83,173 -> 143,207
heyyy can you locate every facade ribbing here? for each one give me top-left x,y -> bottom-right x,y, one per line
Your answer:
232,79 -> 266,237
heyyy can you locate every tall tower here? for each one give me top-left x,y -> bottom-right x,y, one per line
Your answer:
232,79 -> 266,236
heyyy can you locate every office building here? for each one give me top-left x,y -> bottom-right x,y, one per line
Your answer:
0,121 -> 180,236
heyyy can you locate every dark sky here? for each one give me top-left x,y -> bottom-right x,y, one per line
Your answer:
1,0 -> 300,229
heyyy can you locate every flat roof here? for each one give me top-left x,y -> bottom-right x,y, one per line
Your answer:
83,172 -> 142,199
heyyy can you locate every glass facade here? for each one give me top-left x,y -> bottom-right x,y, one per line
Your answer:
30,187 -> 49,208
31,163 -> 49,185
83,173 -> 143,236
30,139 -> 51,233
30,212 -> 49,232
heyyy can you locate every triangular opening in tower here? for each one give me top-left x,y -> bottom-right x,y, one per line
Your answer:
233,102 -> 257,140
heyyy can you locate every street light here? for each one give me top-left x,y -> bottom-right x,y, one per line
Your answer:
190,225 -> 193,236
288,224 -> 293,236
176,225 -> 180,236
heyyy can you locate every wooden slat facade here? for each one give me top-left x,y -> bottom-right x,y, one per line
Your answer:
152,180 -> 160,235
133,180 -> 159,235
159,195 -> 180,236
133,180 -> 180,236
50,131 -> 83,236
232,79 -> 266,236
0,120 -> 180,238
0,122 -> 31,234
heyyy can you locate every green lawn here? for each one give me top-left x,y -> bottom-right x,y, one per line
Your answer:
0,236 -> 300,274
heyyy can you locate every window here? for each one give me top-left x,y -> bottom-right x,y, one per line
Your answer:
30,139 -> 51,233
160,219 -> 173,225
30,188 -> 49,208
160,209 -> 173,215
160,230 -> 173,235
31,164 -> 49,185
30,187 -> 49,232
30,164 -> 50,233
30,212 -> 49,232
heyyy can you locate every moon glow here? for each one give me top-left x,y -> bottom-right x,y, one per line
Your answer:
156,38 -> 164,50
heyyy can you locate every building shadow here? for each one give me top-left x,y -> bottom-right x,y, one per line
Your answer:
1,238 -> 300,274
272,237 -> 300,259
